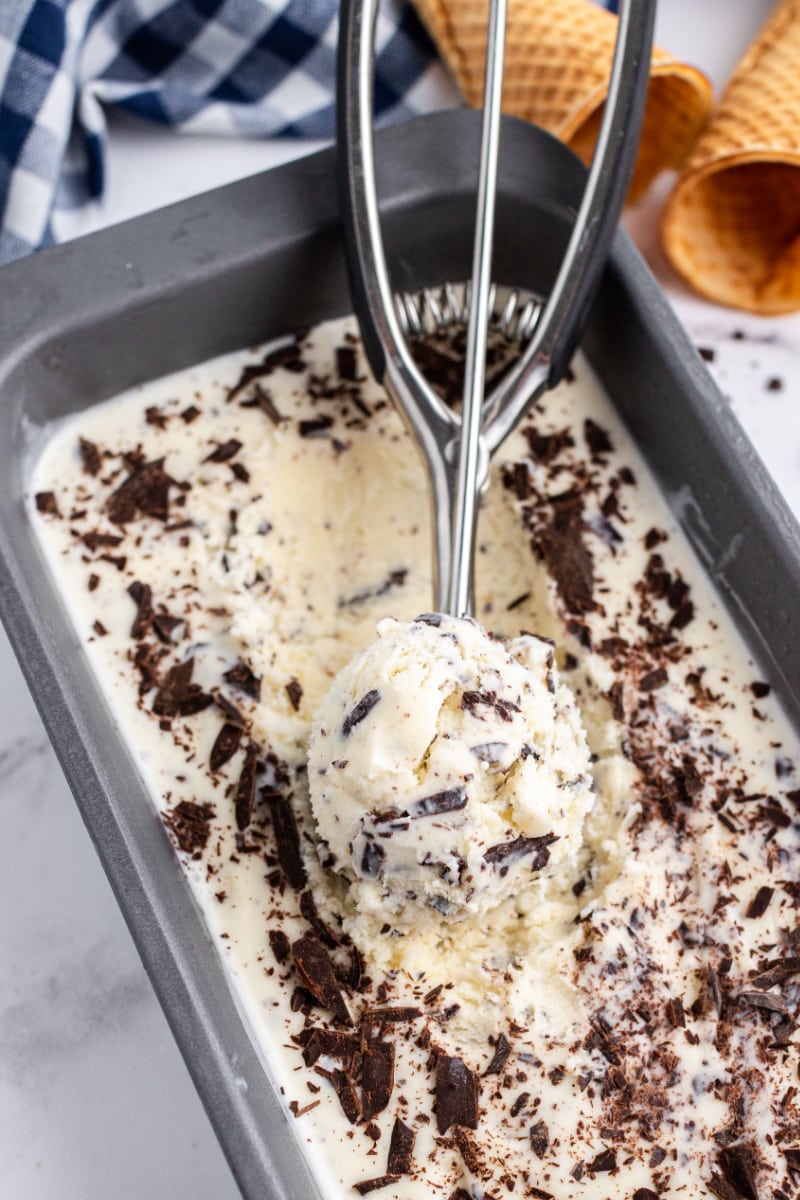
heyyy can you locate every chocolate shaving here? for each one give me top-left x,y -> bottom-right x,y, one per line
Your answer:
363,1006 -> 421,1025
292,934 -> 352,1026
234,743 -> 259,830
209,723 -> 243,772
587,1148 -> 617,1173
299,415 -> 334,438
163,800 -> 215,856
387,1118 -> 415,1175
239,382 -> 285,425
107,457 -> 176,525
330,1068 -> 361,1121
639,667 -> 669,692
665,996 -> 686,1028
484,832 -> 558,874
127,581 -> 153,639
342,689 -> 380,736
203,439 -> 242,463
461,690 -> 520,722
336,345 -> 358,381
718,1144 -> 759,1200
180,405 -> 200,423
529,1119 -> 549,1158
79,437 -> 102,475
361,840 -> 385,878
525,426 -> 574,465
745,886 -> 773,919
227,342 -> 306,403
268,929 -> 291,963
361,1040 -> 395,1120
536,490 -> 595,616
584,418 -> 613,459
737,991 -> 789,1016
82,530 -> 123,552
152,612 -> 183,643
215,693 -> 247,727
35,491 -> 59,516
483,1033 -> 511,1076
472,742 -> 508,764
223,659 -> 261,700
300,889 -> 339,948
266,794 -> 307,889
353,1177 -> 400,1196
435,1054 -> 479,1133
286,677 -> 303,712
408,786 -> 467,820
301,1028 -> 359,1065
152,658 -> 214,718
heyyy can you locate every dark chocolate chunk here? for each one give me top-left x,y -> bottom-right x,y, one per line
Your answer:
152,658 -> 214,718
79,437 -> 102,475
529,1119 -> 549,1158
163,800 -> 215,856
584,418 -> 613,458
461,690 -> 520,722
665,996 -> 686,1028
587,1148 -> 617,1173
435,1054 -> 479,1133
737,991 -> 789,1016
718,1144 -> 759,1200
639,667 -> 669,692
670,600 -> 695,630
299,415 -> 334,438
203,438 -> 242,463
268,929 -> 291,963
709,1175 -> 743,1200
483,1032 -> 511,1076
749,958 -> 800,989
633,1191 -> 659,1200
35,491 -> 59,516
180,405 -> 200,423
342,689 -> 380,736
525,426 -> 574,465
82,530 -> 124,552
536,490 -> 595,616
353,1177 -> 400,1195
301,1028 -> 359,1066
239,382 -> 285,425
223,659 -> 262,700
291,933 -> 352,1026
506,592 -> 531,612
361,1040 -> 395,1120
745,885 -> 774,919
215,693 -> 247,727
127,581 -> 153,639
407,786 -> 467,820
107,457 -> 176,525
336,345 -> 358,381
484,832 -> 558,874
509,1092 -> 529,1118
266,794 -> 307,890
330,1067 -> 361,1122
209,722 -> 243,772
286,676 -> 303,712
152,612 -> 183,644
361,840 -> 385,878
698,345 -> 716,363
227,342 -> 306,404
750,681 -> 771,699
386,1118 -> 415,1175
414,613 -> 441,626
234,743 -> 259,830
363,1006 -> 421,1025
229,462 -> 250,484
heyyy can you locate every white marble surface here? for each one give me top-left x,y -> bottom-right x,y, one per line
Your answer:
1,3 -> 798,1197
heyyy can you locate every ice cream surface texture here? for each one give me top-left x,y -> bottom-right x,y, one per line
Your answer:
29,314 -> 800,1199
309,614 -> 594,926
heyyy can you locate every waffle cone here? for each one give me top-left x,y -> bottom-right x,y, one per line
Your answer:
412,0 -> 711,202
662,0 -> 800,314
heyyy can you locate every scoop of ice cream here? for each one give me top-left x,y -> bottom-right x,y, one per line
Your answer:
308,614 -> 594,927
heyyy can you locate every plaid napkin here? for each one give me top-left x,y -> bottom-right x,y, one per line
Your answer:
0,0 -> 457,264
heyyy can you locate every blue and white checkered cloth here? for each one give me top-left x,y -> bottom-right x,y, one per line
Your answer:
0,0 -> 458,263
1,0 -> 616,265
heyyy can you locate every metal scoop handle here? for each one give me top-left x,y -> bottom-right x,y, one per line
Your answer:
337,0 -> 655,613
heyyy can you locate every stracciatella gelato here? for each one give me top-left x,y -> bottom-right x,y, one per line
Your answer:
308,613 -> 594,927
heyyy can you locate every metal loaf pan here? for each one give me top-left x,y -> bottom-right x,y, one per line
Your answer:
1,111 -> 799,1199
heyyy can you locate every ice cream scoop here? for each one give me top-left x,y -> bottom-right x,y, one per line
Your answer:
308,614 -> 594,926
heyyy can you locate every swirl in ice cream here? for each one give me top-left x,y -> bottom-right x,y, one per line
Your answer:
308,613 -> 595,926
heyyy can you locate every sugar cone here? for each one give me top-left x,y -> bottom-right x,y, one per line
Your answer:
662,0 -> 800,314
412,0 -> 711,202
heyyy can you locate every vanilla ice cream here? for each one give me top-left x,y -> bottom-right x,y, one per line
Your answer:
309,614 -> 594,927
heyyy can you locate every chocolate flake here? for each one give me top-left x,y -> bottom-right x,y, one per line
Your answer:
342,689 -> 380,736
484,833 -> 558,874
163,800 -> 215,856
529,1119 -> 549,1158
210,722 -> 243,772
223,659 -> 262,700
584,418 -> 613,458
268,929 -> 290,963
472,742 -> 508,764
639,666 -> 669,692
266,794 -> 307,889
107,457 -> 176,525
717,1143 -> 759,1200
234,743 -> 259,830
127,581 -> 153,639
299,889 -> 339,948
152,658 -> 214,718
239,382 -> 285,425
292,933 -> 352,1026
336,345 -> 358,381
536,490 -> 595,616
82,530 -> 123,552
407,786 -> 467,820
483,1033 -> 511,1076
745,886 -> 773,919
587,1148 -> 617,1173
286,676 -> 303,712
79,437 -> 102,475
35,491 -> 59,516
361,840 -> 385,878
361,1040 -> 395,1120
203,439 -> 242,463
386,1118 -> 415,1175
353,1177 -> 400,1196
435,1054 -> 479,1134
300,1028 -> 359,1065
299,415 -> 334,439
330,1068 -> 361,1122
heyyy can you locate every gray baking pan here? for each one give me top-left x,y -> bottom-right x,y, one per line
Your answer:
1,110 -> 799,1200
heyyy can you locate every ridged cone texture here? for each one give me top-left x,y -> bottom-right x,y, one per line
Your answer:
412,0 -> 712,203
662,0 -> 800,314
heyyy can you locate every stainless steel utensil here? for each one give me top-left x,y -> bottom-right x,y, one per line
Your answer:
337,0 -> 656,614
